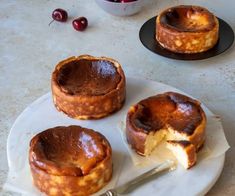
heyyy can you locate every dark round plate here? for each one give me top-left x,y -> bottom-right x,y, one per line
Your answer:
139,16 -> 234,60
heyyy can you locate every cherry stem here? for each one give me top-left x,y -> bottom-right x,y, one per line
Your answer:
48,19 -> 55,26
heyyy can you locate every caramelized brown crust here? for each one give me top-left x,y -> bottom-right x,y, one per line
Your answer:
51,55 -> 126,119
156,5 -> 219,53
126,92 -> 206,156
29,125 -> 112,196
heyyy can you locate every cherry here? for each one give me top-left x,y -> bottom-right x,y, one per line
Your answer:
49,8 -> 68,26
72,17 -> 88,31
52,8 -> 68,22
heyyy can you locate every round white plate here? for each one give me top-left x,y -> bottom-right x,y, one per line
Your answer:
6,77 -> 225,196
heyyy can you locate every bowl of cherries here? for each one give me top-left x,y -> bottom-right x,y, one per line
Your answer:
95,0 -> 144,16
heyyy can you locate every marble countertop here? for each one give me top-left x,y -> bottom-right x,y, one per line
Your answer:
1,0 -> 234,195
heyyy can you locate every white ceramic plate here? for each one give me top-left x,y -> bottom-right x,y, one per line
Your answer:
6,77 -> 225,196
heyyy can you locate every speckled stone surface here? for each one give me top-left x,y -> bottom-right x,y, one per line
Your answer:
0,0 -> 234,195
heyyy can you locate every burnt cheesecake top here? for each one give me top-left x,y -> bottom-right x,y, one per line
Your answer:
29,125 -> 111,176
128,92 -> 204,135
159,5 -> 217,32
56,59 -> 121,96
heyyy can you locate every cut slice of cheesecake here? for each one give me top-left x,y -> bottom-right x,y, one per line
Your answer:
167,140 -> 197,169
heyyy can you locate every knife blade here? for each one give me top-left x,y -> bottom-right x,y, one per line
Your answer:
99,159 -> 176,196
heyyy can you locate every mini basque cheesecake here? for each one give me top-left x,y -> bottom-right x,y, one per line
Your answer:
156,5 -> 219,53
29,125 -> 112,196
51,55 -> 126,119
126,92 -> 206,169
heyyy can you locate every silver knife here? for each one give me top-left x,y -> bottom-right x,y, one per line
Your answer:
99,159 -> 176,196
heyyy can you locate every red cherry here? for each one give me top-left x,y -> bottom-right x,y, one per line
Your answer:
52,8 -> 68,22
72,17 -> 88,31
